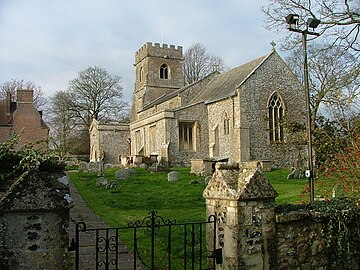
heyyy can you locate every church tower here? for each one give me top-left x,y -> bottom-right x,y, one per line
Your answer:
131,42 -> 184,120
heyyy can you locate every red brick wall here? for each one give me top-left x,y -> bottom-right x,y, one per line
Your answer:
0,127 -> 11,143
13,102 -> 48,150
1,90 -> 48,148
17,90 -> 34,103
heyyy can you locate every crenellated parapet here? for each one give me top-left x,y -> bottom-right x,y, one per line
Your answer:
135,42 -> 183,64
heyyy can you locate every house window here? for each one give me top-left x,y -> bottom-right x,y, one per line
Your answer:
268,92 -> 285,143
160,64 -> 168,79
223,114 -> 230,135
179,122 -> 195,151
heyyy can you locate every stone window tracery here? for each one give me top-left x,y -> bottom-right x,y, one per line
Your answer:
179,122 -> 195,151
268,92 -> 285,143
223,112 -> 230,135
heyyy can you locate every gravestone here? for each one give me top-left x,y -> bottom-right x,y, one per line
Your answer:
134,156 -> 143,165
88,162 -> 99,173
139,163 -> 147,168
106,180 -> 118,189
96,177 -> 108,187
115,169 -> 130,180
168,171 -> 179,182
79,162 -> 88,172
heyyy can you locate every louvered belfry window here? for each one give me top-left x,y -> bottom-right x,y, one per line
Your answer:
160,64 -> 168,79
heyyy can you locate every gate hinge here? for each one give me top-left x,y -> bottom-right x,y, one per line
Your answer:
68,238 -> 77,251
208,248 -> 223,264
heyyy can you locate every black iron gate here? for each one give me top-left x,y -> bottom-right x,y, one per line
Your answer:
71,210 -> 222,269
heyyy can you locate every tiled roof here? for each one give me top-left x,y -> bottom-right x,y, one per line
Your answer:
139,50 -> 274,111
142,71 -> 219,111
191,51 -> 273,104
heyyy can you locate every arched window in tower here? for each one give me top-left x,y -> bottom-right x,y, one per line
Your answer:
160,64 -> 168,79
139,67 -> 143,82
268,92 -> 285,143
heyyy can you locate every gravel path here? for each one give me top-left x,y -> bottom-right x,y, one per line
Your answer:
68,176 -> 139,270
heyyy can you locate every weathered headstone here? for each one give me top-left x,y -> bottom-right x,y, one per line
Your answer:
104,163 -> 116,169
139,163 -> 147,168
88,162 -> 99,173
57,175 -> 69,185
134,156 -> 143,165
115,169 -> 130,180
96,177 -> 108,187
168,171 -> 179,182
65,161 -> 76,167
79,162 -> 88,172
106,180 -> 118,189
287,168 -> 304,179
294,153 -> 303,169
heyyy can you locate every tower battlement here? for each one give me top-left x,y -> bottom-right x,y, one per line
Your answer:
135,42 -> 183,64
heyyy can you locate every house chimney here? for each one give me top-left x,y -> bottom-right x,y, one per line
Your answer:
17,89 -> 34,103
6,91 -> 11,115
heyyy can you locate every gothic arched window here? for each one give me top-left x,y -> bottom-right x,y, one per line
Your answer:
160,64 -> 168,79
268,92 -> 285,143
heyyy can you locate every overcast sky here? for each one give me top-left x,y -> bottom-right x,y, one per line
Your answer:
0,0 -> 286,103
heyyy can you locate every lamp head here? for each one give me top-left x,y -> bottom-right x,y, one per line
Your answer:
307,18 -> 321,29
285,14 -> 299,26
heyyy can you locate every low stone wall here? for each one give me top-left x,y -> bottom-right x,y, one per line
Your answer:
78,161 -> 119,173
203,163 -> 359,270
0,172 -> 70,269
274,210 -> 327,269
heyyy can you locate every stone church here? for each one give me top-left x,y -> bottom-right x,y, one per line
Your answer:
129,42 -> 306,168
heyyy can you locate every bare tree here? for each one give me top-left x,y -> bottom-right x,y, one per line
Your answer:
66,66 -> 129,127
183,43 -> 227,85
47,66 -> 128,156
0,79 -> 48,109
262,0 -> 360,54
286,44 -> 360,132
47,90 -> 78,157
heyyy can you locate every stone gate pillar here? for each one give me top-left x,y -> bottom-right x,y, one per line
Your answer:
203,162 -> 278,270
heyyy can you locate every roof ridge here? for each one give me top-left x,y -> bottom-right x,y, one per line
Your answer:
235,50 -> 274,88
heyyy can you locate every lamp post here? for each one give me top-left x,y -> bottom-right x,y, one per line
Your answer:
285,14 -> 321,202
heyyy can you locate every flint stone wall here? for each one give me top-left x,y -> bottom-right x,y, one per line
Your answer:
0,172 -> 70,270
203,162 -> 359,270
274,210 -> 327,270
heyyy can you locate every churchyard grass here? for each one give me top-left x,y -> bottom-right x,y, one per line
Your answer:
68,168 -> 307,222
68,167 -> 208,268
264,169 -> 308,204
68,167 -> 207,225
68,167 -> 307,268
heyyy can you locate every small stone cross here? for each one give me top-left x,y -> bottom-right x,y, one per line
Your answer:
270,40 -> 277,50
